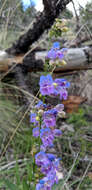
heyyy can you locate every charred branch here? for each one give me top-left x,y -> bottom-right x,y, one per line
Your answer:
22,48 -> 44,73
6,0 -> 71,55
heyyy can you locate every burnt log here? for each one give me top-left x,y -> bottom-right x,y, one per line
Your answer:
0,47 -> 92,73
35,47 -> 92,73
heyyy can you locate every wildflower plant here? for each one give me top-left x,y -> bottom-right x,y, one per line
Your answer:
45,19 -> 69,72
30,75 -> 70,190
30,19 -> 70,190
49,18 -> 69,38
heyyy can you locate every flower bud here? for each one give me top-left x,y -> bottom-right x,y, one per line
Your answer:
49,60 -> 55,66
36,116 -> 40,121
38,109 -> 44,116
31,146 -> 37,156
61,27 -> 69,32
60,60 -> 67,66
34,173 -> 39,179
58,111 -> 66,118
39,94 -> 42,98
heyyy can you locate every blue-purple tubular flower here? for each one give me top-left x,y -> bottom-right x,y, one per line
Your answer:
35,151 -> 50,167
39,74 -> 70,101
52,158 -> 61,171
36,183 -> 44,190
56,50 -> 64,59
35,101 -> 46,109
52,42 -> 60,49
35,151 -> 61,189
36,158 -> 60,189
40,128 -> 54,148
30,113 -> 39,126
47,169 -> 58,184
39,75 -> 54,96
53,129 -> 62,137
46,42 -> 68,61
61,48 -> 68,53
30,113 -> 37,123
32,127 -> 40,138
47,49 -> 57,60
47,153 -> 56,161
43,110 -> 56,128
55,104 -> 64,112
54,78 -> 70,88
40,144 -> 46,152
36,176 -> 54,190
60,89 -> 68,100
47,48 -> 64,60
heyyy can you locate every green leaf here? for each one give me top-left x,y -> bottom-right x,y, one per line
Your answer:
23,179 -> 30,190
3,179 -> 19,190
15,160 -> 21,186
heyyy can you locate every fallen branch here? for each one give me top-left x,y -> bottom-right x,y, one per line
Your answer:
0,46 -> 92,74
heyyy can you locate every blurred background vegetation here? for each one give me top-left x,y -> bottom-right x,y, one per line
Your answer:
0,0 -> 36,49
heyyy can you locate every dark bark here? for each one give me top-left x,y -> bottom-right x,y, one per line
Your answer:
14,65 -> 31,105
22,48 -> 44,73
6,0 -> 71,55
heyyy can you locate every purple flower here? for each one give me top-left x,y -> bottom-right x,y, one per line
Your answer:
56,50 -> 64,59
47,169 -> 58,184
40,144 -> 46,152
53,78 -> 70,100
35,101 -> 46,109
44,109 -> 57,116
46,44 -> 68,61
41,163 -> 52,175
52,42 -> 60,49
47,49 -> 57,60
54,78 -> 70,88
40,128 -> 54,147
47,49 -> 64,60
41,176 -> 54,187
36,183 -> 44,190
43,110 -> 56,128
61,48 -> 68,53
41,123 -> 46,129
60,89 -> 68,100
40,155 -> 61,176
30,113 -> 39,126
35,152 -> 54,175
65,82 -> 70,88
43,116 -> 56,128
40,154 -> 56,174
47,153 -> 56,161
35,151 -> 50,167
55,104 -> 64,112
32,127 -> 40,138
53,158 -> 61,171
39,75 -> 54,96
39,75 -> 70,99
53,129 -> 62,137
36,176 -> 53,190
40,143 -> 54,152
30,113 -> 37,123
40,75 -> 53,86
